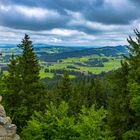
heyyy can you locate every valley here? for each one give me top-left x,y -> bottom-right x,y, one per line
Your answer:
0,44 -> 128,79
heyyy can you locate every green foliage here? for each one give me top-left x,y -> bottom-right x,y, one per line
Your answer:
20,112 -> 44,140
59,73 -> 72,102
107,66 -> 130,139
91,78 -> 108,109
2,34 -> 47,132
108,30 -> 140,139
18,34 -> 40,83
21,102 -> 77,140
21,101 -> 113,140
122,130 -> 140,140
75,105 -> 113,140
129,82 -> 140,116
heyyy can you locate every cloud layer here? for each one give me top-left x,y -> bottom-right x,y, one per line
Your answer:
0,0 -> 140,46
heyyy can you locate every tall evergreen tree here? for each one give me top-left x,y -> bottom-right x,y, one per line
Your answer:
18,34 -> 40,84
2,55 -> 22,117
108,30 -> 140,139
18,34 -> 46,114
108,63 -> 130,139
3,34 -> 47,132
123,29 -> 140,139
59,73 -> 72,102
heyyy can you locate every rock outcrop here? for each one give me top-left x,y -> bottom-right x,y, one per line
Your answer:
0,96 -> 20,140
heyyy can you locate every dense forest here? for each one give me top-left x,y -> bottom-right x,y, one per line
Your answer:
1,30 -> 140,140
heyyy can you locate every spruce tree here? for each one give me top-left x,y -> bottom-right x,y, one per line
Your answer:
18,34 -> 46,114
3,34 -> 47,132
2,55 -> 22,117
108,30 -> 140,139
59,73 -> 72,102
18,34 -> 40,84
126,29 -> 140,83
108,64 -> 130,139
123,30 -> 140,139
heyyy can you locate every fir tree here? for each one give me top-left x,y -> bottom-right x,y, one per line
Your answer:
3,34 -> 47,132
18,34 -> 46,114
59,73 -> 72,102
108,30 -> 140,139
18,34 -> 40,84
2,55 -> 22,118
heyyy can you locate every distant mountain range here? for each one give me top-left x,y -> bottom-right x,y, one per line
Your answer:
38,45 -> 129,62
0,45 -> 129,77
0,44 -> 127,49
0,44 -> 129,62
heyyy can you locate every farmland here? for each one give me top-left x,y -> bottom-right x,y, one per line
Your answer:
0,44 -> 128,79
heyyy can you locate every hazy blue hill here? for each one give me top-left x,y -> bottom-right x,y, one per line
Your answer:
0,44 -> 16,48
0,44 -> 129,79
39,45 -> 128,62
0,44 -> 128,64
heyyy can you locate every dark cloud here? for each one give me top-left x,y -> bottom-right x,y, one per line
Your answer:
1,0 -> 139,23
84,7 -> 138,25
0,4 -> 69,31
0,0 -> 140,32
130,0 -> 140,5
0,0 -> 140,45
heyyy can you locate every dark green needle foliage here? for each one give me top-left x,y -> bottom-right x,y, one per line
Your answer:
59,73 -> 72,102
2,34 -> 47,132
108,30 -> 140,139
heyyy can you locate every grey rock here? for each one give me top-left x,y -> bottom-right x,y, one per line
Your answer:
13,135 -> 20,140
0,117 -> 7,125
0,125 -> 7,136
0,105 -> 6,117
0,97 -> 20,140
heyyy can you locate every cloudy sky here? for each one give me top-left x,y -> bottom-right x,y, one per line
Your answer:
0,0 -> 140,46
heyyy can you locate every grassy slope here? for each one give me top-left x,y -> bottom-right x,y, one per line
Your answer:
1,45 -> 127,79
40,54 -> 122,78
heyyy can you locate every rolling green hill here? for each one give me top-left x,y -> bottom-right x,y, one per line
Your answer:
0,45 -> 128,79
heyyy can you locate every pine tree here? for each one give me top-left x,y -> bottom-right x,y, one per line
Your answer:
3,34 -> 47,132
108,64 -> 130,139
18,34 -> 46,114
59,73 -> 72,102
18,34 -> 40,84
4,55 -> 20,94
108,30 -> 140,139
2,55 -> 22,117
126,29 -> 140,83
123,30 -> 140,139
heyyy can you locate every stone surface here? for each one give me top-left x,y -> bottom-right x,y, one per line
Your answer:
0,96 -> 20,140
0,105 -> 6,117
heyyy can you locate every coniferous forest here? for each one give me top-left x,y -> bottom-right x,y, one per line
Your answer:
1,30 -> 140,140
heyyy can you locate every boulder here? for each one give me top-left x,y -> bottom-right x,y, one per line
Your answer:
0,96 -> 20,140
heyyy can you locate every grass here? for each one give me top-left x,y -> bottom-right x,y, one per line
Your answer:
0,46 -> 124,80
2,54 -> 122,79
40,69 -> 54,78
49,55 -> 121,69
40,56 -> 122,77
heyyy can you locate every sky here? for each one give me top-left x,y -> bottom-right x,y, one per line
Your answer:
0,0 -> 140,46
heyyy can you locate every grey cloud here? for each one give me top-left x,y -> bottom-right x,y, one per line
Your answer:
1,0 -> 139,26
0,6 -> 69,31
130,0 -> 140,5
0,0 -> 140,45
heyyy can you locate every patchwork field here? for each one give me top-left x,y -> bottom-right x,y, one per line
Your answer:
0,44 -> 128,79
